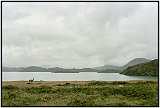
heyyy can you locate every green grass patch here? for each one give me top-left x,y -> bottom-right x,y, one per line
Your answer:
2,85 -> 18,90
2,81 -> 158,106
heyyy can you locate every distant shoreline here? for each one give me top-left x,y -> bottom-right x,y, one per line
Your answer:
2,80 -> 158,83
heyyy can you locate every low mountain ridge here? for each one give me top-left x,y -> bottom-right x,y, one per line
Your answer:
49,68 -> 98,73
2,66 -> 98,72
92,58 -> 150,71
2,58 -> 153,73
48,67 -> 64,72
92,65 -> 121,71
2,66 -> 25,72
20,66 -> 48,72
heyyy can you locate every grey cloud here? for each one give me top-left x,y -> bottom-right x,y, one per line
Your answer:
2,2 -> 158,68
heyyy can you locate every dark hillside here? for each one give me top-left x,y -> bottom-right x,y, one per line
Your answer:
120,59 -> 158,77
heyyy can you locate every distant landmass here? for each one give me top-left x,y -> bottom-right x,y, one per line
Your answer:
20,66 -> 48,72
2,66 -> 25,72
49,67 -> 98,73
120,58 -> 151,71
97,69 -> 121,73
3,58 -> 156,75
2,66 -> 98,73
48,67 -> 65,72
120,59 -> 158,77
92,58 -> 151,71
93,65 -> 121,71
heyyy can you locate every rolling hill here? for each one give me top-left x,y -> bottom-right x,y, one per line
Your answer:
120,58 -> 151,71
92,58 -> 150,71
120,59 -> 158,77
20,66 -> 49,72
2,66 -> 25,72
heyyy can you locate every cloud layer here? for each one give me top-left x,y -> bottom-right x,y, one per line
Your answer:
2,2 -> 158,68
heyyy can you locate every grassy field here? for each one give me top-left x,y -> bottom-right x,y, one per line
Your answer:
2,80 -> 158,106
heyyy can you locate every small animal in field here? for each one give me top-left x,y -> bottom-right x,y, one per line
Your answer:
29,78 -> 34,83
27,82 -> 31,84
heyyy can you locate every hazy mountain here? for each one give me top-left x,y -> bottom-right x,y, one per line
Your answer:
120,58 -> 151,71
20,66 -> 48,72
48,67 -> 64,72
2,58 -> 152,73
2,66 -> 98,72
92,65 -> 121,71
49,67 -> 98,73
78,68 -> 98,72
98,69 -> 121,73
92,58 -> 151,71
2,66 -> 25,72
120,59 -> 158,77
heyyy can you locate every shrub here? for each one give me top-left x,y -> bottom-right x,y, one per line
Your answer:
3,91 -> 17,100
2,85 -> 18,90
110,81 -> 128,85
67,99 -> 95,106
25,86 -> 53,94
88,81 -> 107,86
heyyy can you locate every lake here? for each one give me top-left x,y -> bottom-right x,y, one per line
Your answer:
2,72 -> 158,81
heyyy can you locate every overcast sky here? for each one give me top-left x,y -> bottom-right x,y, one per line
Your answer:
2,2 -> 158,68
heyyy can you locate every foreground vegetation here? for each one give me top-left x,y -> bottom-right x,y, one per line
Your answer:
121,59 -> 158,77
2,81 -> 158,106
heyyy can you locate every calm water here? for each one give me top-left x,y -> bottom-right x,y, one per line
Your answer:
2,72 -> 158,81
